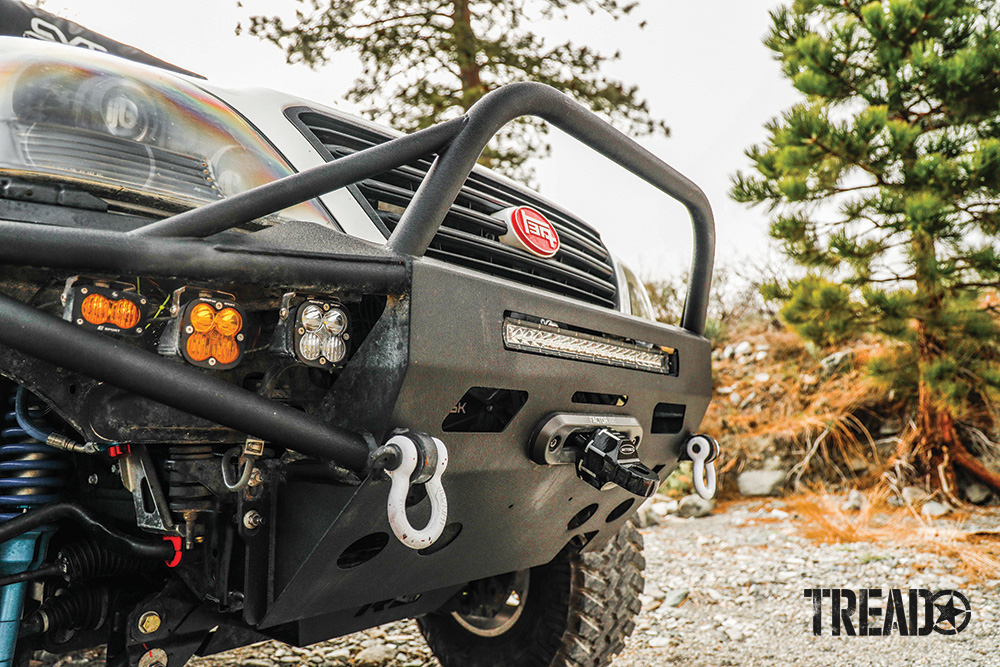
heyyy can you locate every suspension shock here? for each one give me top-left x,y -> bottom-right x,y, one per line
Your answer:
0,388 -> 69,667
165,445 -> 214,549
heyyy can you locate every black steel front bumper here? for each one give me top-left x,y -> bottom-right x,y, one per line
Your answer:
0,82 -> 716,637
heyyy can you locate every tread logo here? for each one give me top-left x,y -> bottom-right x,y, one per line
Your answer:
804,588 -> 971,636
496,206 -> 560,258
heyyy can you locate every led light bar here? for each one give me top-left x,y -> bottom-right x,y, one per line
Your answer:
503,317 -> 675,375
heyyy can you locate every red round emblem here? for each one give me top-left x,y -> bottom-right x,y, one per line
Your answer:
507,207 -> 560,258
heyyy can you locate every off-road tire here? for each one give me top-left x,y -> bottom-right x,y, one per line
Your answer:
417,521 -> 645,667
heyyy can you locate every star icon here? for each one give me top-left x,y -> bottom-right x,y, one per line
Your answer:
932,591 -> 972,634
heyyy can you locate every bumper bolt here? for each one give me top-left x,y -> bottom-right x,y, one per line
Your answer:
243,510 -> 264,530
137,611 -> 161,635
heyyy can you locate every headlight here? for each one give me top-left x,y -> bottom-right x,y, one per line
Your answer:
0,39 -> 329,226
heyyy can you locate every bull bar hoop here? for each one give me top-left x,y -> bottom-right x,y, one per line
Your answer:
0,82 -> 715,474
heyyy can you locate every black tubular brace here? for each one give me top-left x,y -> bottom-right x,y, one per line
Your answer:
0,82 -> 715,474
0,292 -> 373,472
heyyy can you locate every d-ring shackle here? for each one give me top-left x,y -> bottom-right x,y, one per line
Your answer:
685,434 -> 718,500
383,434 -> 449,549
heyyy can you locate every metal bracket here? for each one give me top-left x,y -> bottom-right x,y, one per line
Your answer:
120,444 -> 176,533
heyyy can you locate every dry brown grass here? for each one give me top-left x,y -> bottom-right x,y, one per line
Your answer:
704,331 -> 893,487
787,491 -> 1000,580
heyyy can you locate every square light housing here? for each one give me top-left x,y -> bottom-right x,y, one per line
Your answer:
62,276 -> 148,336
272,293 -> 351,370
158,288 -> 246,370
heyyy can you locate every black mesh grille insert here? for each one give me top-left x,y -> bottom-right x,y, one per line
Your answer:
295,112 -> 619,309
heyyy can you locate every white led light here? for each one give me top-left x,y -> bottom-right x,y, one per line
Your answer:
300,304 -> 324,332
322,335 -> 346,363
502,318 -> 670,374
299,332 -> 323,360
323,308 -> 347,336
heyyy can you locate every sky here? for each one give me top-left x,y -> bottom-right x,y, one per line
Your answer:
40,0 -> 801,281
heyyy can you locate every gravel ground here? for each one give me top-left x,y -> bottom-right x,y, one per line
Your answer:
39,500 -> 1000,667
616,500 -> 999,667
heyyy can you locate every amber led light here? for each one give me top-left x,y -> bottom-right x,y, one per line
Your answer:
178,298 -> 246,369
64,280 -> 148,336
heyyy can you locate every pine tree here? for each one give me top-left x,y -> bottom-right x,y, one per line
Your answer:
732,0 -> 1000,496
238,0 -> 667,183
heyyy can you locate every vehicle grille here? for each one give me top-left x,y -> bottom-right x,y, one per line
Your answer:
296,112 -> 619,309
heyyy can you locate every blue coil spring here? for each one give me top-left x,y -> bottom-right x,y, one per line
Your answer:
0,391 -> 69,522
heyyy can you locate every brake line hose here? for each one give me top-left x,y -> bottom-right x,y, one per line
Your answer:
14,388 -> 100,455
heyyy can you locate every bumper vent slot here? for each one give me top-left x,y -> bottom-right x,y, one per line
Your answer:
294,111 -> 619,309
572,391 -> 628,407
651,402 -> 686,434
442,387 -> 528,433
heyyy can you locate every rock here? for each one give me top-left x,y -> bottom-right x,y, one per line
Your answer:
717,385 -> 735,395
879,417 -> 902,435
820,350 -> 853,375
963,481 -> 992,505
729,392 -> 742,405
640,594 -> 661,612
634,497 -> 663,528
663,588 -> 690,608
754,350 -> 768,362
901,486 -> 930,506
921,501 -> 951,518
326,648 -> 352,660
802,373 -> 818,386
650,500 -> 678,517
738,391 -> 757,409
846,456 -> 869,473
644,585 -> 666,601
738,470 -> 787,496
244,661 -> 276,667
352,644 -> 396,667
841,489 -> 866,512
677,494 -> 714,518
723,345 -> 735,359
734,341 -> 753,357
648,637 -> 672,648
754,372 -> 771,383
